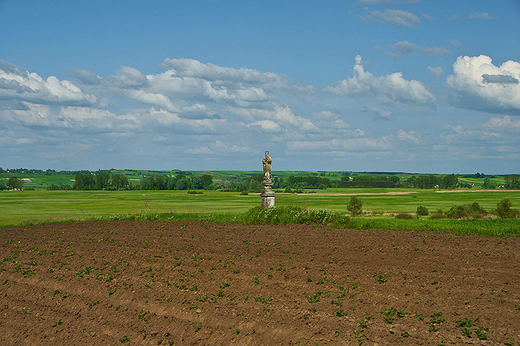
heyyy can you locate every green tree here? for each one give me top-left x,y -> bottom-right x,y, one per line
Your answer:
0,179 -> 6,190
201,174 -> 213,190
482,177 -> 495,189
73,174 -> 95,190
440,174 -> 458,189
505,174 -> 520,189
190,175 -> 203,189
111,174 -> 129,190
95,173 -> 111,190
496,198 -> 516,218
174,176 -> 187,190
415,175 -> 438,189
347,196 -> 363,216
7,177 -> 24,190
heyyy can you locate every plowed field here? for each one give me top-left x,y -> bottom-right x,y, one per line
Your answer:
1,221 -> 519,345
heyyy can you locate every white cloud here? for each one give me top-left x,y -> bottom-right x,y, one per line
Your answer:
228,104 -> 318,132
397,129 -> 420,143
420,11 -> 434,21
0,60 -> 97,106
388,41 -> 452,58
68,58 -> 310,114
108,66 -> 149,88
364,8 -> 420,27
469,12 -> 497,20
427,66 -> 444,76
485,115 -> 520,128
447,55 -> 520,114
186,140 -> 252,155
160,58 -> 289,88
124,89 -> 180,113
365,107 -> 392,119
325,55 -> 436,107
287,136 -> 393,152
312,110 -> 339,121
247,120 -> 284,133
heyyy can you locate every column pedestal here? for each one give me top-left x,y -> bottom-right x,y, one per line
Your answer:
261,184 -> 275,209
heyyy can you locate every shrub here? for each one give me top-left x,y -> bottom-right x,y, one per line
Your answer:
347,196 -> 363,216
443,203 -> 488,219
469,202 -> 487,218
446,205 -> 467,219
496,198 -> 516,218
416,205 -> 429,216
395,212 -> 415,220
241,206 -> 350,227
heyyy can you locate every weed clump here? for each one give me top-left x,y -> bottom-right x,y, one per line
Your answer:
431,202 -> 488,220
395,212 -> 415,220
241,206 -> 350,227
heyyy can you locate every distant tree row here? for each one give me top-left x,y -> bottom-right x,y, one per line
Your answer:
137,174 -> 213,190
406,174 -> 459,189
339,175 -> 400,188
73,174 -> 130,190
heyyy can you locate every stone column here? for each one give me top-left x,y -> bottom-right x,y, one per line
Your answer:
261,151 -> 275,209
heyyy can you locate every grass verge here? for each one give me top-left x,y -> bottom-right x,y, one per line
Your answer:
5,206 -> 519,237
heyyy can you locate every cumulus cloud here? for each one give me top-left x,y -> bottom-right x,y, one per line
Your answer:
364,8 -> 420,27
0,61 -> 97,106
427,66 -> 444,76
325,55 -> 436,107
388,41 -> 452,58
247,120 -> 284,133
229,105 -> 319,133
0,101 -> 120,130
108,66 -> 149,89
160,58 -> 290,88
447,55 -> 520,114
485,115 -> 520,128
67,58 -> 311,113
397,129 -> 420,143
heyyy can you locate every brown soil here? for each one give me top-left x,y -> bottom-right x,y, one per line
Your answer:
1,221 -> 519,345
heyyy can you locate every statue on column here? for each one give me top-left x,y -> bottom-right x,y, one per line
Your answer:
261,151 -> 275,208
262,151 -> 272,184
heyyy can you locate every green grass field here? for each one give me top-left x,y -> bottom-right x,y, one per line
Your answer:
1,188 -> 518,227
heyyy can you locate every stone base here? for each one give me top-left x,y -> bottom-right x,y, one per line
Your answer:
261,185 -> 276,209
262,195 -> 275,209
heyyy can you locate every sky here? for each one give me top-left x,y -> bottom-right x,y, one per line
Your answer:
1,0 -> 520,174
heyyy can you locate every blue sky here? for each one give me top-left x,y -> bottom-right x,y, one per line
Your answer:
1,0 -> 519,173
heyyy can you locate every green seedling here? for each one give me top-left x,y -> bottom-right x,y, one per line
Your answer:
475,326 -> 488,340
307,292 -> 322,303
336,309 -> 347,317
52,320 -> 64,327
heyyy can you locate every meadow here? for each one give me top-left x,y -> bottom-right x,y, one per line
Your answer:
1,188 -> 519,236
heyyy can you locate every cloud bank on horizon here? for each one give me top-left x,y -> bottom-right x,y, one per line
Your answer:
0,1 -> 519,173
